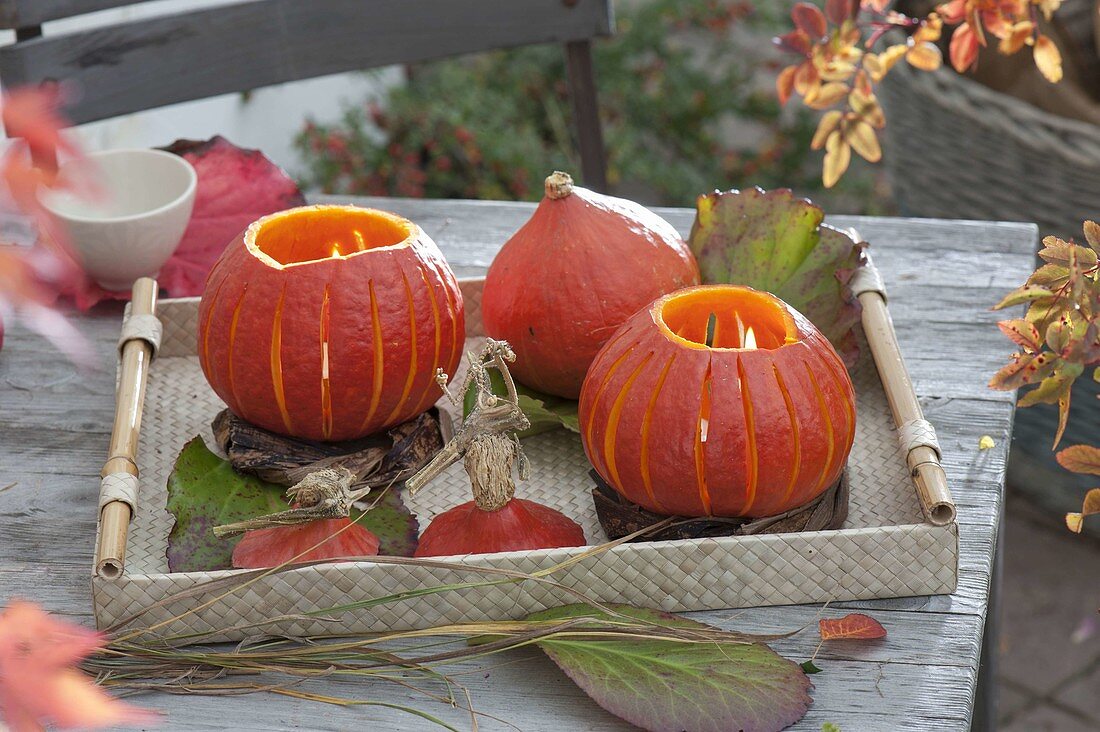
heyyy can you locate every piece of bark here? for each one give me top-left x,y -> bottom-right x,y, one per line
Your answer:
591,468 -> 849,541
212,409 -> 444,490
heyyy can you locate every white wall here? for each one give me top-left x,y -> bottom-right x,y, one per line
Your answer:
2,0 -> 398,179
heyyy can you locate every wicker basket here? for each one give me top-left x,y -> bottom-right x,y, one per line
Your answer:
879,61 -> 1100,240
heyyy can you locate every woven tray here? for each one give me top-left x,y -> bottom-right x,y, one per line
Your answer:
92,278 -> 958,641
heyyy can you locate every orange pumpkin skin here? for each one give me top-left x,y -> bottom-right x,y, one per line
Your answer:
481,172 -> 699,399
198,205 -> 464,442
579,285 -> 855,518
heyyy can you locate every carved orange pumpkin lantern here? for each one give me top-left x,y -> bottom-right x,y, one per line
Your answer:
198,205 -> 464,442
579,285 -> 855,518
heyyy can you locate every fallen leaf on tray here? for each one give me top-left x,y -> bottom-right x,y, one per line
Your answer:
978,435 -> 995,450
166,437 -> 417,572
818,613 -> 887,641
529,604 -> 812,732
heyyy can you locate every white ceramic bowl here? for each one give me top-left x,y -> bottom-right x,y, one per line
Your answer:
40,148 -> 197,291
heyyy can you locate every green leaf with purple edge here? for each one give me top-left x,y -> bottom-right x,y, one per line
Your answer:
166,437 -> 418,572
689,187 -> 864,367
528,604 -> 812,732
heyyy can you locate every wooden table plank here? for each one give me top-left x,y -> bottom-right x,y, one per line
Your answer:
0,198 -> 1036,731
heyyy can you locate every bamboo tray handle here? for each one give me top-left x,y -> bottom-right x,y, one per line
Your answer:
850,244 -> 956,526
94,278 -> 161,579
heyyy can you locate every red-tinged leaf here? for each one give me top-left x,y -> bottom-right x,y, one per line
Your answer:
530,604 -> 813,732
1083,221 -> 1100,252
792,3 -> 827,37
991,285 -> 1054,310
819,613 -> 887,640
775,29 -> 813,56
1056,445 -> 1100,475
825,0 -> 854,24
1039,236 -> 1097,268
0,601 -> 159,730
1065,488 -> 1100,533
949,23 -> 979,72
777,65 -> 798,105
1017,370 -> 1074,408
937,0 -> 967,24
989,352 -> 1056,390
998,319 -> 1041,353
1033,34 -> 1063,83
159,136 -> 307,297
0,86 -> 81,176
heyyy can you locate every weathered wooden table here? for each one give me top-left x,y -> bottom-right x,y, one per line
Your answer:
0,197 -> 1035,731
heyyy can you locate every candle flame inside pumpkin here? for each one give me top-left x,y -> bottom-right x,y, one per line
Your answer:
743,325 -> 757,350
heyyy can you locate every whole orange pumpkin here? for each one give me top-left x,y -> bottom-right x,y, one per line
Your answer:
198,205 -> 464,441
579,285 -> 855,518
481,172 -> 699,399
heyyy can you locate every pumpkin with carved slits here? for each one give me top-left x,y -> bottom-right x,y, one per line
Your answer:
198,205 -> 464,442
580,284 -> 855,518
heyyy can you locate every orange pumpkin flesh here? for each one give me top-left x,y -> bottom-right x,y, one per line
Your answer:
198,205 -> 464,442
232,518 -> 380,569
481,172 -> 700,399
579,285 -> 856,518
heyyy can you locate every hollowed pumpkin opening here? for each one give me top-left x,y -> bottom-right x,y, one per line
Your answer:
659,286 -> 793,350
252,207 -> 413,266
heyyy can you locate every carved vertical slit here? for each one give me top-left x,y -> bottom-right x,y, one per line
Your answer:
603,353 -> 654,492
805,363 -> 835,498
319,285 -> 333,440
640,353 -> 676,514
773,364 -> 801,506
386,272 -> 418,423
694,362 -> 713,515
584,344 -> 638,472
737,357 -> 759,515
200,276 -> 227,370
225,284 -> 249,412
270,284 -> 294,434
816,350 -> 856,451
359,281 -> 385,431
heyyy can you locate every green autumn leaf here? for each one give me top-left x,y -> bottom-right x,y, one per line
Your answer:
688,187 -> 863,366
166,437 -> 418,572
463,368 -> 579,438
528,603 -> 811,732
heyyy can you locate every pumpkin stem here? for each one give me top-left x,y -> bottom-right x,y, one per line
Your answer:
213,467 -> 355,537
406,339 -> 531,508
544,171 -> 575,200
466,433 -> 519,511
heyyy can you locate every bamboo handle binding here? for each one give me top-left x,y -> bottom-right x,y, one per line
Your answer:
94,278 -> 159,579
852,248 -> 956,526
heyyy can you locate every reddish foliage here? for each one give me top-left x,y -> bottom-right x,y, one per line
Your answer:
232,518 -> 380,568
0,601 -> 157,730
819,613 -> 887,640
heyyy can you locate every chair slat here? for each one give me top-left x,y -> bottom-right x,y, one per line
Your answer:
0,1 -> 152,29
0,0 -> 613,125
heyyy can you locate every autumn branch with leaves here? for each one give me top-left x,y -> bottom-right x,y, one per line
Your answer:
776,0 -> 1065,187
991,221 -> 1100,533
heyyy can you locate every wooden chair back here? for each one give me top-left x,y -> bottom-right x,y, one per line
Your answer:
0,0 -> 611,189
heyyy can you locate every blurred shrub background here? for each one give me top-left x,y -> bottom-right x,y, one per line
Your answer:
295,0 -> 893,213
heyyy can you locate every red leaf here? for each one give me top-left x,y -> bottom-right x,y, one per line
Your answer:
792,3 -> 827,37
777,65 -> 798,105
775,29 -> 813,56
997,319 -> 1041,353
160,136 -> 307,296
232,518 -> 380,568
825,0 -> 854,25
819,613 -> 887,640
949,23 -> 979,73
